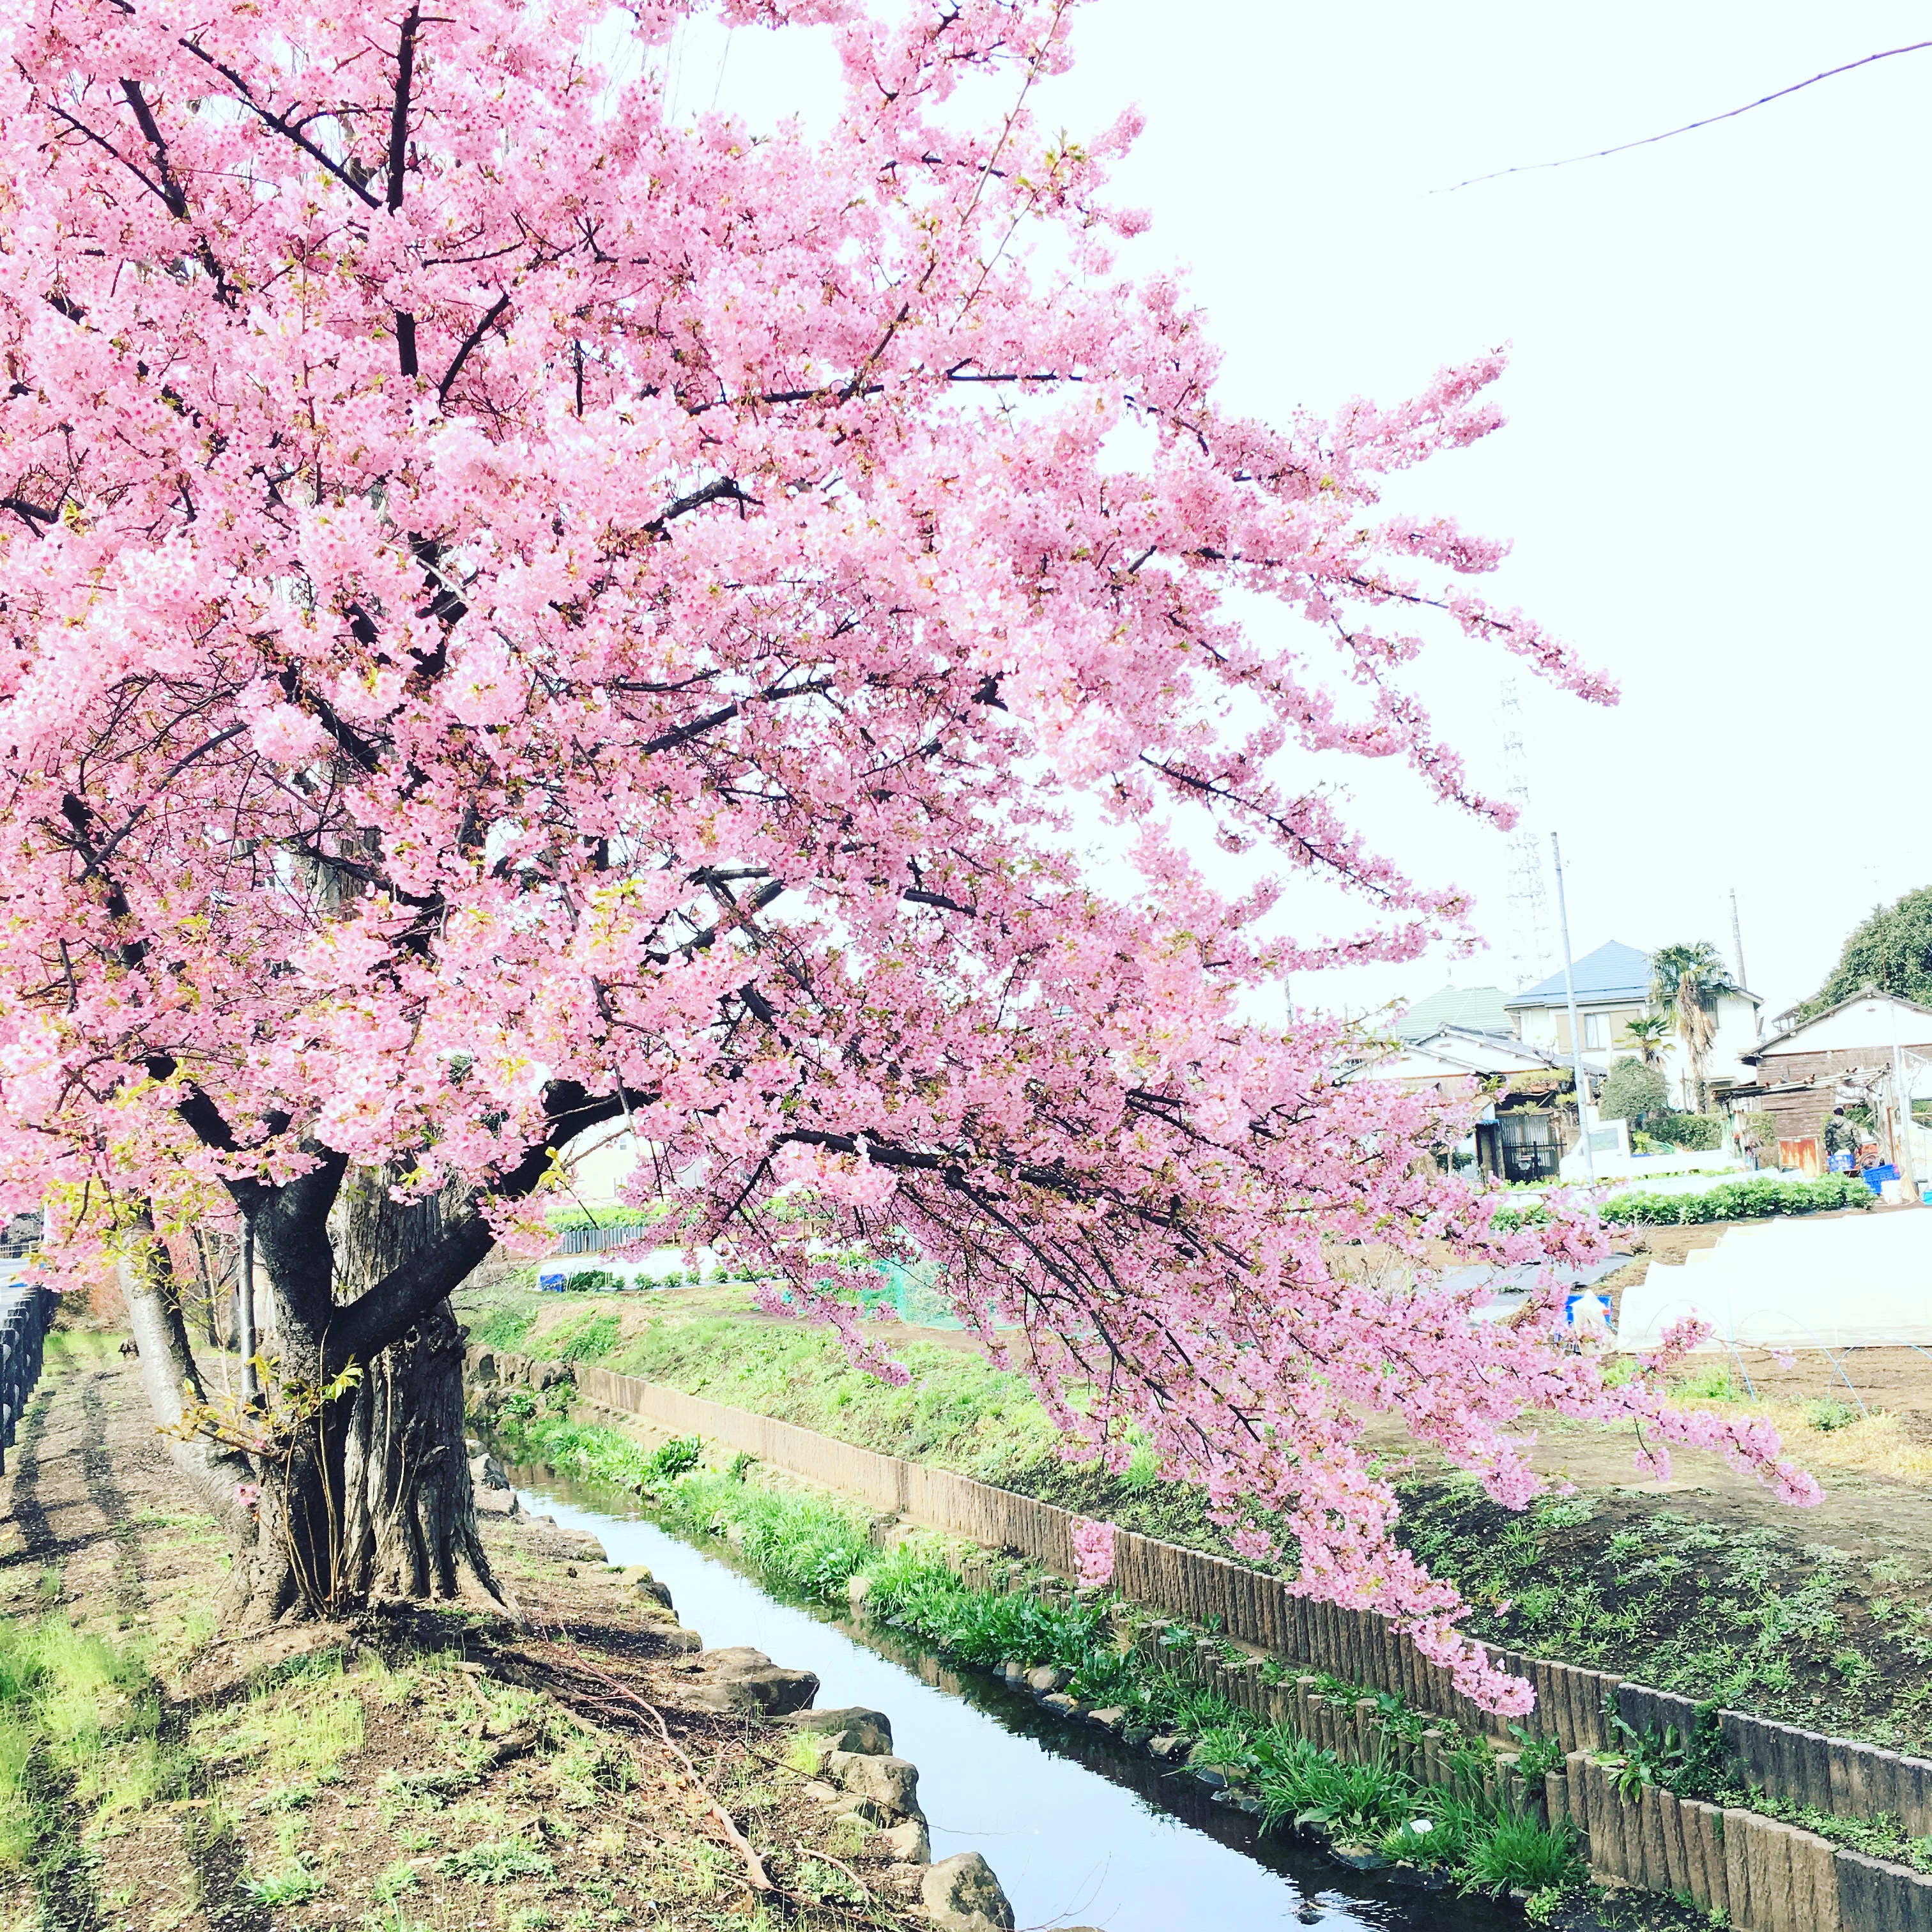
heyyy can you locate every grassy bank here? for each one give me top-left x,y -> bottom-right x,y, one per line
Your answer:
485,1400 -> 1597,1913
459,1287 -> 1248,1558
459,1273 -> 1932,1752
1407,1464 -> 1932,1756
0,1333 -> 966,1932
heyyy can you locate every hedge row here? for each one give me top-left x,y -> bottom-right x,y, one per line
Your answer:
1492,1173 -> 1873,1232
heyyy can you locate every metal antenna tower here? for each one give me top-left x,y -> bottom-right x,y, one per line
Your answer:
1499,679 -> 1552,992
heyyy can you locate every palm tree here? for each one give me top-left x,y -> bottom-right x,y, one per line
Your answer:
1650,941 -> 1733,1112
1622,1014 -> 1671,1066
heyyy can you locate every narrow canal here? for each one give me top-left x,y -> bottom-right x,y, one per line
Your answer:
502,1462 -> 1523,1932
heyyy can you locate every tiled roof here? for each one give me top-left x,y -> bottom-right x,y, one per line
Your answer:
1506,940 -> 1653,1009
1395,984 -> 1511,1041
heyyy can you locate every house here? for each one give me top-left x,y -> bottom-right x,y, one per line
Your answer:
1724,990 -> 1932,1169
1394,984 -> 1511,1043
1360,1023 -> 1568,1096
1504,940 -> 1762,1110
1348,1023 -> 1583,1183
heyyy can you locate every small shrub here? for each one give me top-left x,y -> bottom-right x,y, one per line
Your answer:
1190,1723 -> 1257,1774
1255,1743 -> 1411,1841
1600,1060 -> 1668,1126
1805,1396 -> 1861,1432
1604,1706 -> 1730,1802
241,1862 -> 324,1906
1377,1790 -> 1483,1868
1834,1650 -> 1879,1689
645,1436 -> 703,1483
373,1862 -> 419,1904
1674,1363 -> 1744,1404
1507,1727 -> 1566,1782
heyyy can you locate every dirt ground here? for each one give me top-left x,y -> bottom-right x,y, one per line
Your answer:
0,1331 -> 955,1932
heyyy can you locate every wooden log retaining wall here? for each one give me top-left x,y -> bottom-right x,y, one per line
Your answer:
1131,1602 -> 1932,1932
477,1346 -> 1932,1928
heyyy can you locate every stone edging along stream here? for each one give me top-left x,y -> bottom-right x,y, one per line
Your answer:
516,1486 -> 1032,1932
471,1345 -> 1932,1932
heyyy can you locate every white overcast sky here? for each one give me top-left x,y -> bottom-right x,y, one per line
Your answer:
659,3 -> 1932,1023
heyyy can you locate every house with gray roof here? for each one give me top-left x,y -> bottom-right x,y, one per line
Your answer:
1505,940 -> 1762,1108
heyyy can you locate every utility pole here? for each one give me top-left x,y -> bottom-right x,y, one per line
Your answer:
1889,997 -> 1920,1203
1551,832 -> 1596,1184
1729,887 -> 1749,993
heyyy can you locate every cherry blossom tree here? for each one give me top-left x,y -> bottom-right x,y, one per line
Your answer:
0,0 -> 1814,1683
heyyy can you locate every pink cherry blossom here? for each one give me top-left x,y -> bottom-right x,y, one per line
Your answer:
1071,1517 -> 1117,1590
0,0 -> 1817,1710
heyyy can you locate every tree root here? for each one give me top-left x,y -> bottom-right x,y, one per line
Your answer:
529,1637 -> 773,1894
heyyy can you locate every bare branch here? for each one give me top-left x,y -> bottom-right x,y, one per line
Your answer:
438,291 -> 512,403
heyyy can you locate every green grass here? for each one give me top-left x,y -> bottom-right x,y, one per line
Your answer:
491,1407 -> 700,1493
1462,1813 -> 1585,1894
602,1315 -> 1065,1475
192,1648 -> 365,1785
656,1473 -> 875,1599
438,1839 -> 554,1884
466,1305 -> 537,1351
547,1312 -> 622,1363
241,1860 -> 325,1906
0,1613 -> 172,1867
1255,1745 -> 1411,1841
465,1297 -> 1245,1558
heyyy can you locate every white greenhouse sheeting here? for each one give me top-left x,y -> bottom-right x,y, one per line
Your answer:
1615,1208 -> 1932,1353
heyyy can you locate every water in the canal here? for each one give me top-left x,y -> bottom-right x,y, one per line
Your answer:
503,1462 -> 1522,1932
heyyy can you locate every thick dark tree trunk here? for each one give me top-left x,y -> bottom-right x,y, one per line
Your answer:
325,1168 -> 508,1616
209,1169 -> 511,1627
336,1296 -> 500,1606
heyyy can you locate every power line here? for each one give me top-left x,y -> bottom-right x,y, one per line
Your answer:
1440,40 -> 1932,193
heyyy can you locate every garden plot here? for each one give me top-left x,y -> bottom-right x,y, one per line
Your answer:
1617,1208 -> 1932,1352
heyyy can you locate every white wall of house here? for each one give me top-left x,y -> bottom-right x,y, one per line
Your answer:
1694,988 -> 1765,1101
1756,993 -> 1932,1060
558,1122 -> 640,1207
1517,988 -> 1762,1111
1511,1000 -> 1645,1057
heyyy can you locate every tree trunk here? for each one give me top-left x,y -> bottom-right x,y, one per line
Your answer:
209,1169 -> 510,1628
324,1170 -> 509,1616
336,1296 -> 501,1606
